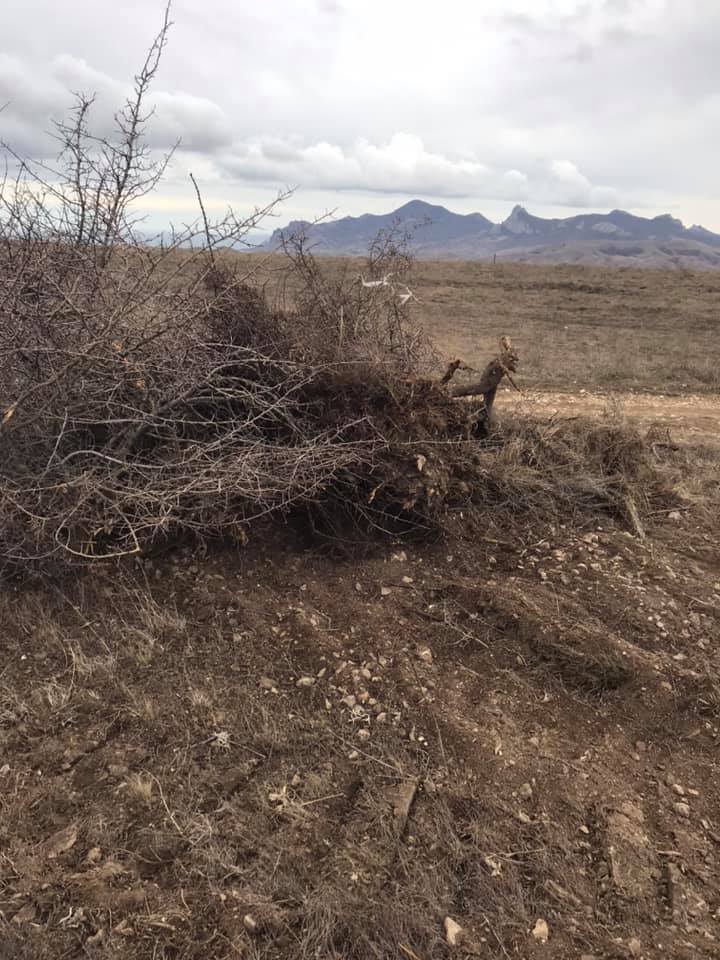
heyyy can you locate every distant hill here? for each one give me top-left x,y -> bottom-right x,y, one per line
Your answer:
262,199 -> 720,269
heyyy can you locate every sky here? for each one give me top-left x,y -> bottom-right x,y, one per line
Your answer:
2,0 -> 720,235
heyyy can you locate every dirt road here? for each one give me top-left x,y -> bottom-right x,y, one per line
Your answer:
506,389 -> 720,446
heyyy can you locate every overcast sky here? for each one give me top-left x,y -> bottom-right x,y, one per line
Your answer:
2,0 -> 719,233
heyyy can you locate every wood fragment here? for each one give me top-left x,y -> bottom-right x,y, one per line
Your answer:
450,336 -> 520,414
624,495 -> 646,540
399,944 -> 425,960
441,358 -> 462,384
387,779 -> 419,836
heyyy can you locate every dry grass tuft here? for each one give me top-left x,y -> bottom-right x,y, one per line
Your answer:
125,771 -> 155,803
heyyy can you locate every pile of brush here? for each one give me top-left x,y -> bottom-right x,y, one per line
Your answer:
0,231 -> 677,571
0,28 -> 676,572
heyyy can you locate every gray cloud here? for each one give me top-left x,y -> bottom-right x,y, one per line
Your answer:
1,51 -> 233,158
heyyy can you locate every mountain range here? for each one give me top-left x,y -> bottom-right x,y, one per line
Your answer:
263,200 -> 720,269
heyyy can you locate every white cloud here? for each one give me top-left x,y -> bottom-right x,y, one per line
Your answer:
548,160 -> 618,207
216,133 -> 616,208
149,92 -> 233,151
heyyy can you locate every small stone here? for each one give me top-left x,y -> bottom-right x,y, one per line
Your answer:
628,937 -> 642,957
532,918 -> 549,943
376,712 -> 388,723
42,823 -> 78,859
672,783 -> 685,796
243,914 -> 258,934
402,575 -> 414,585
380,586 -> 392,597
579,825 -> 590,835
668,511 -> 682,521
519,782 -> 533,801
357,729 -> 371,742
674,802 -> 691,819
291,773 -> 302,787
348,750 -> 360,760
444,916 -> 463,947
258,676 -> 276,690
107,763 -> 129,778
517,811 -> 532,824
12,903 -> 37,925
295,676 -> 315,688
417,648 -> 433,665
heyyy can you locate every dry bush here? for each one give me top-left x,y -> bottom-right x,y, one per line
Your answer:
275,224 -> 430,368
0,12 -> 431,573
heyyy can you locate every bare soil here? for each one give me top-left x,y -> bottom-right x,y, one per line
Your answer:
505,390 -> 720,448
2,389 -> 720,960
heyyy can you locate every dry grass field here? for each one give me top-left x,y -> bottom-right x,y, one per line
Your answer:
240,255 -> 720,395
414,261 -> 720,394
